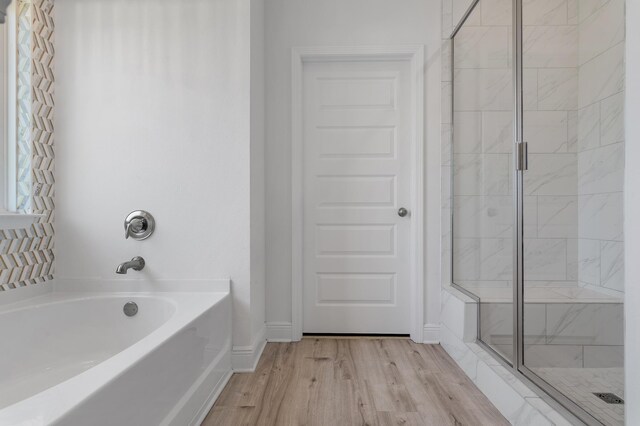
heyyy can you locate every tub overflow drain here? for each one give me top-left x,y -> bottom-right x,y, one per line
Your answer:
123,301 -> 138,317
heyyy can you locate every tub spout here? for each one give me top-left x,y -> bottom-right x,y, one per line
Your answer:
116,256 -> 145,274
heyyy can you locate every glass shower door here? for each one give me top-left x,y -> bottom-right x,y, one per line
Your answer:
451,0 -> 626,423
451,0 -> 515,364
520,0 -> 626,423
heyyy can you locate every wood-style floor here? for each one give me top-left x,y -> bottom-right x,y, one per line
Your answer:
203,338 -> 509,426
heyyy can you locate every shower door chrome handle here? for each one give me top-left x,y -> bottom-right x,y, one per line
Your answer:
517,142 -> 528,171
398,207 -> 408,217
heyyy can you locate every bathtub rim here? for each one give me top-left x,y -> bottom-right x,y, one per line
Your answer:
0,292 -> 179,318
0,278 -> 231,425
0,278 -> 231,309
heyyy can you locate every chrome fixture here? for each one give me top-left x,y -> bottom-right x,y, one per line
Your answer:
0,0 -> 11,24
123,301 -> 139,317
397,207 -> 408,217
116,256 -> 145,274
124,210 -> 155,240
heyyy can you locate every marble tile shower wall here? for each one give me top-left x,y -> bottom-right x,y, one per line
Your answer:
448,0 -> 583,289
521,0 -> 579,288
447,0 -> 515,290
481,301 -> 624,368
440,0 -> 454,289
576,0 -> 625,295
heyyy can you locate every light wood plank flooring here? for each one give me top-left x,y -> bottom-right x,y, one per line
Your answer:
203,338 -> 508,426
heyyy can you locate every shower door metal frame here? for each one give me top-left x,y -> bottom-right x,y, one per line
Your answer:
449,1 -> 607,424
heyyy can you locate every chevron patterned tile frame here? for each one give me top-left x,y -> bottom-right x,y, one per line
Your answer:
0,0 -> 54,291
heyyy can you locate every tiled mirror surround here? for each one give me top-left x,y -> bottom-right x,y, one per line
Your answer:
0,0 -> 54,291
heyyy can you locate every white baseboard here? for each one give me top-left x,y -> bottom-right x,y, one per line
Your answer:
231,325 -> 267,372
423,323 -> 441,344
266,322 -> 293,342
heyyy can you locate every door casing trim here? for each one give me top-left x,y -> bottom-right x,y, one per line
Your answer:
290,45 -> 425,342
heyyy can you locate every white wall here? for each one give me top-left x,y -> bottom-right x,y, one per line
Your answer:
54,0 -> 265,351
250,0 -> 266,342
264,0 -> 443,337
624,0 -> 639,420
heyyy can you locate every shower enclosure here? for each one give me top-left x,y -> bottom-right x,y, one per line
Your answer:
450,0 -> 625,424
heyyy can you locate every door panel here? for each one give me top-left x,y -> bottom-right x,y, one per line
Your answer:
520,0 -> 625,423
451,0 -> 515,363
302,60 -> 411,334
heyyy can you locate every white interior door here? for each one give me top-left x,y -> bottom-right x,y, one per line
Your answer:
302,59 -> 412,334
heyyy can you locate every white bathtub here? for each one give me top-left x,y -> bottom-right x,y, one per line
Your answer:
0,280 -> 232,426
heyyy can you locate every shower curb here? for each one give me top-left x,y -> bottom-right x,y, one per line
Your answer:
440,287 -> 577,426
